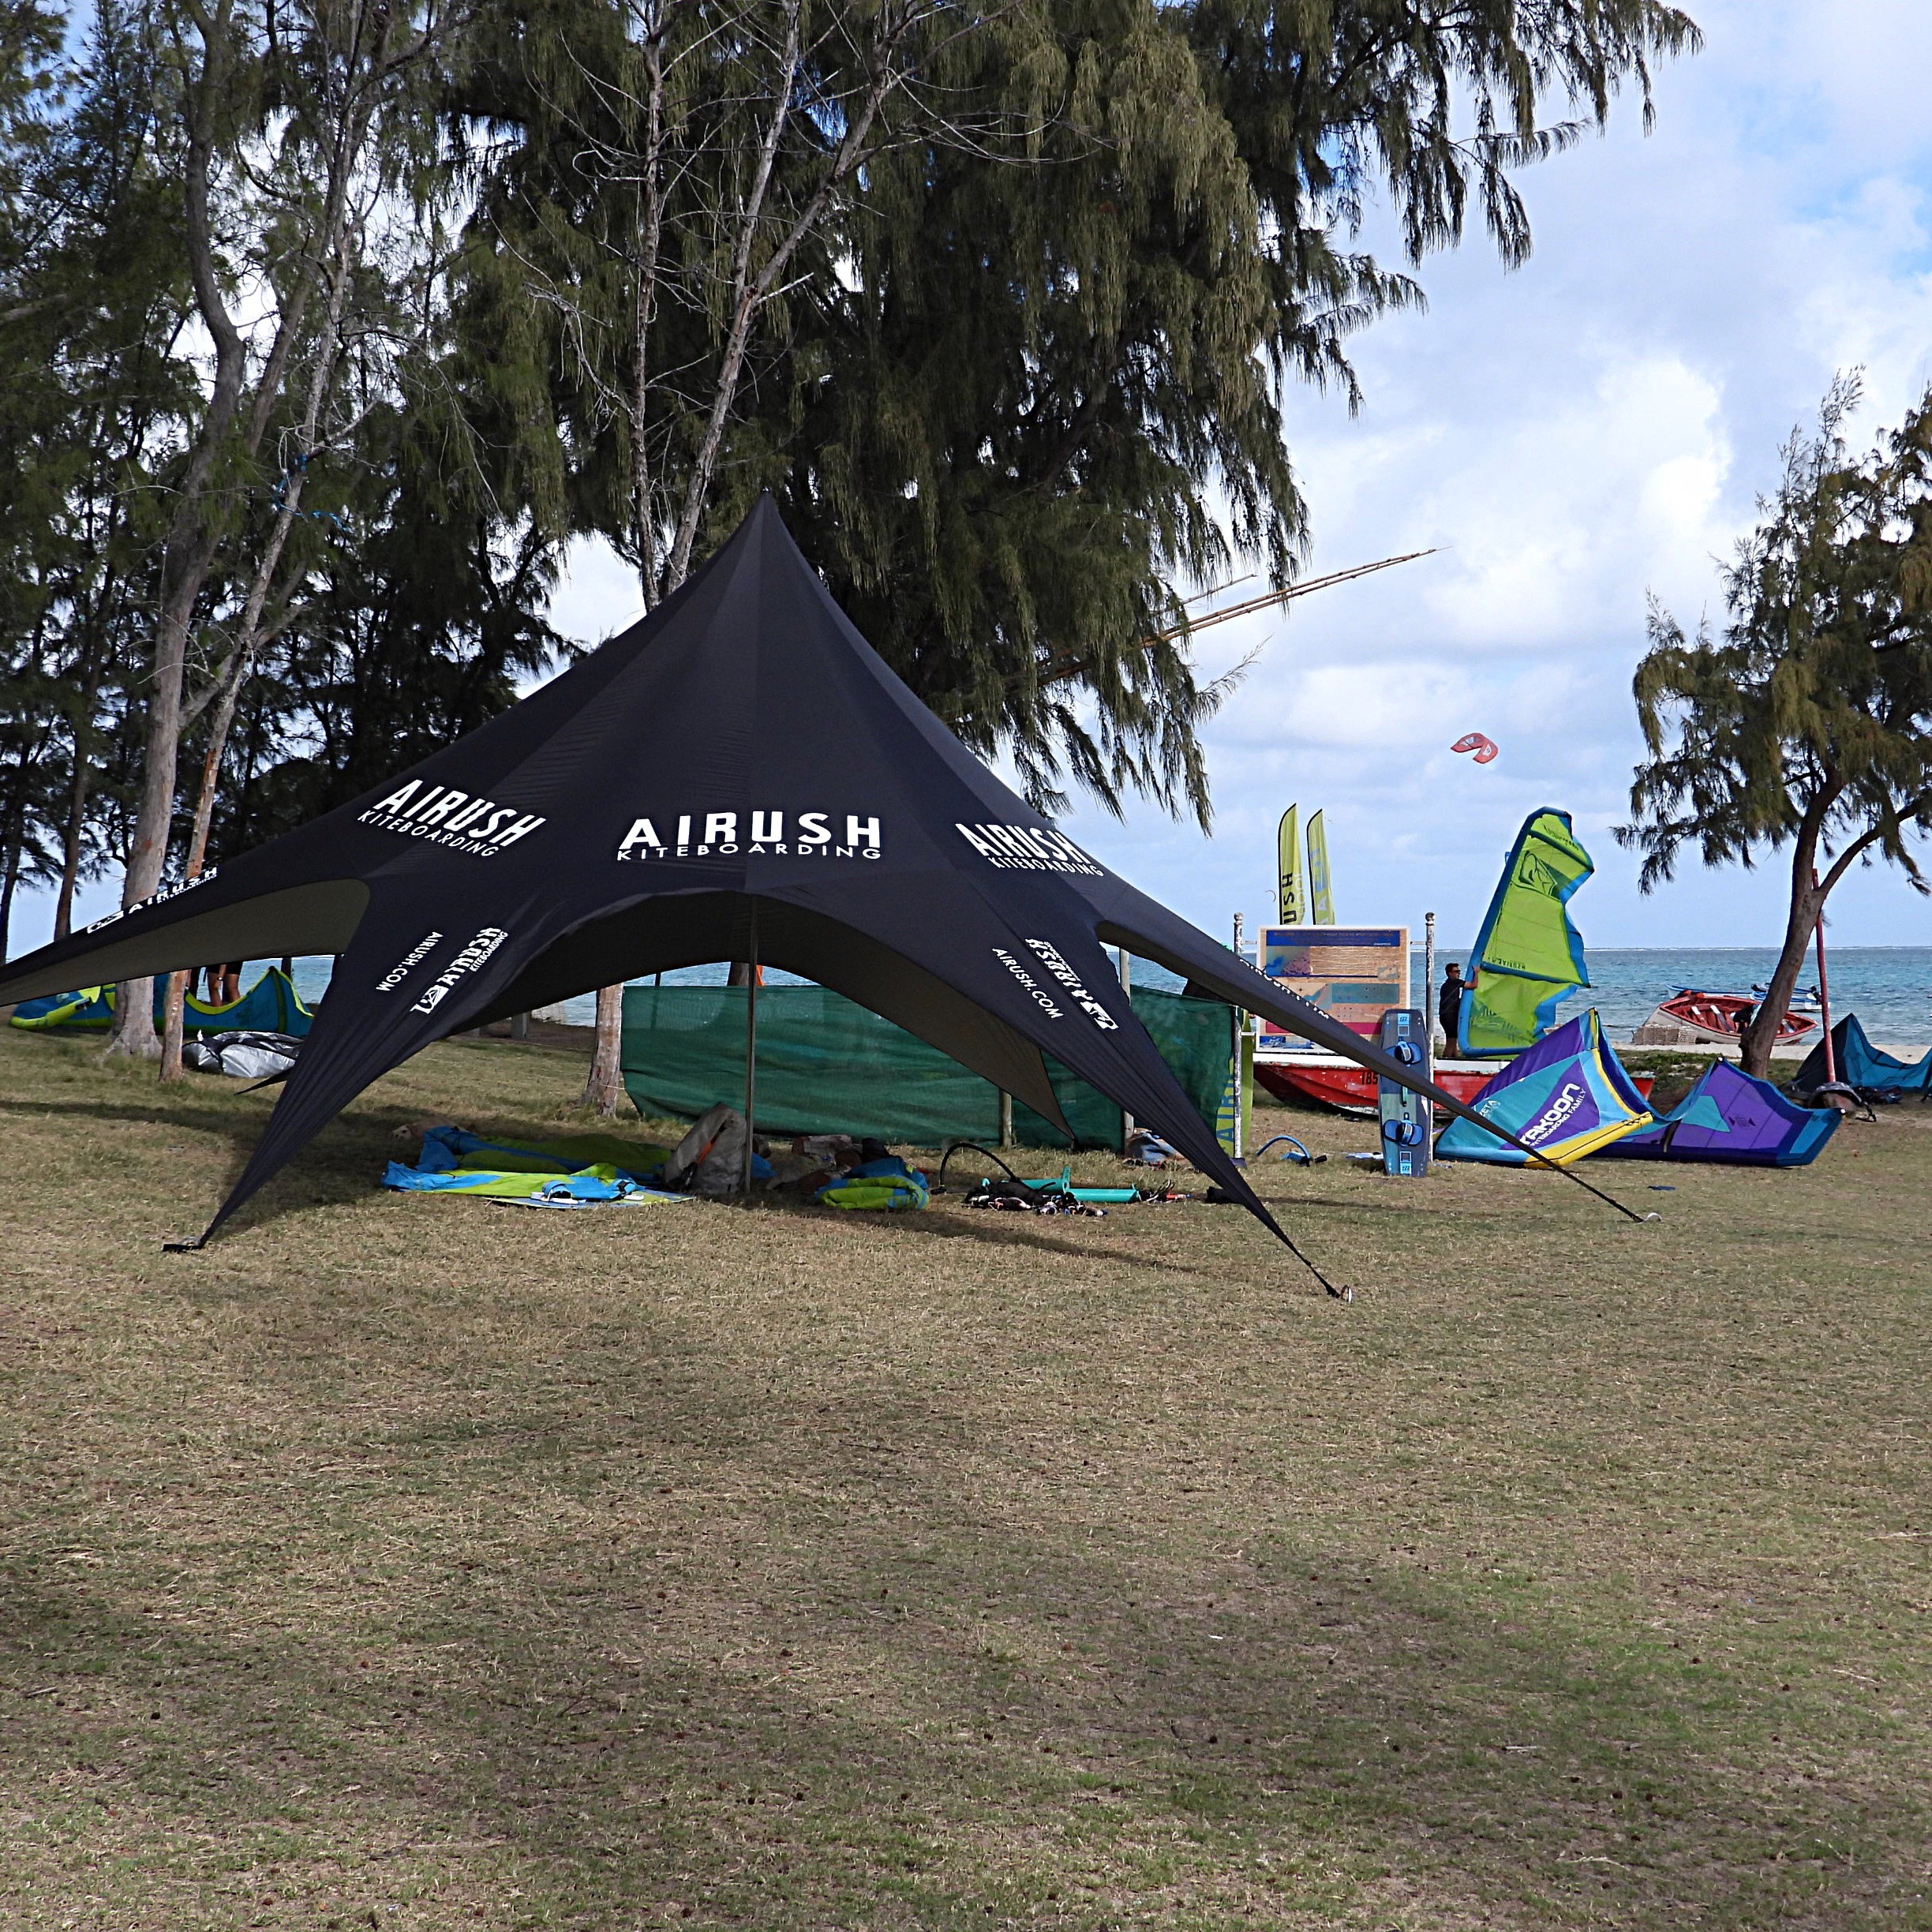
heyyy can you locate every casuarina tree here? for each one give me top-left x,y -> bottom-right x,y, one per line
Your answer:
1620,378 -> 1932,1078
455,0 -> 1699,1110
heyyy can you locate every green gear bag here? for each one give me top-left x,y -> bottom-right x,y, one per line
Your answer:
816,1173 -> 930,1211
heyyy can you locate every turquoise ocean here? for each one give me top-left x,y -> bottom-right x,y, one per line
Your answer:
284,945 -> 1932,1048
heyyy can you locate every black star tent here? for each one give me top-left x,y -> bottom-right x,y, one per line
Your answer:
0,499 -> 1629,1271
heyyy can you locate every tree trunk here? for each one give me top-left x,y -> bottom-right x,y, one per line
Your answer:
0,835 -> 19,963
107,3 -> 248,1061
1742,784 -> 1925,1077
1743,862 -> 1825,1079
160,230 -> 355,1083
54,699 -> 99,942
583,983 -> 627,1114
114,0 -> 391,1062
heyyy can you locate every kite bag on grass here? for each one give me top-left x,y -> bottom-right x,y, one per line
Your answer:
817,1156 -> 929,1211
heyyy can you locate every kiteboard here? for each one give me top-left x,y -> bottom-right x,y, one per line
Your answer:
1376,1006 -> 1430,1176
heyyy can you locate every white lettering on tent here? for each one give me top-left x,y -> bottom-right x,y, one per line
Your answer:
377,930 -> 444,992
370,780 -> 422,816
358,778 -> 548,859
954,822 -> 1103,876
1024,938 -> 1120,1029
617,818 -> 665,859
993,946 -> 1064,1019
444,796 -> 494,833
81,867 -> 219,935
608,807 -> 886,862
414,789 -> 468,827
411,926 -> 509,1014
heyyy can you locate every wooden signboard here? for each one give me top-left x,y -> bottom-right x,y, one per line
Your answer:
1256,925 -> 1409,1050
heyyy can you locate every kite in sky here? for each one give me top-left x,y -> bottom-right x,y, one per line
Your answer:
1451,732 -> 1500,765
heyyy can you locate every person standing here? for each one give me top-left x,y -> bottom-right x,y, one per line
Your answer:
1438,963 -> 1467,1050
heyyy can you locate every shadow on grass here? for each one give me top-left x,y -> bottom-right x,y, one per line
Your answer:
732,1189 -> 1263,1281
0,1337 -> 1919,1930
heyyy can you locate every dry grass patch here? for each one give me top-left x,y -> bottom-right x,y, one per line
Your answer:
0,1026 -> 1929,1929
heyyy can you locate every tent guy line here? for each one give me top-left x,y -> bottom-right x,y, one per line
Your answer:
0,499 -> 1645,1275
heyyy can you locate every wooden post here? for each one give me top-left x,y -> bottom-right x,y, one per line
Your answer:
1423,910 -> 1437,1074
1118,945 -> 1134,1148
511,1010 -> 530,1041
998,1090 -> 1013,1148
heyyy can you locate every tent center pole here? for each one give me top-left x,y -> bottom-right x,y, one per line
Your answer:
1230,912 -> 1246,1163
742,900 -> 760,1194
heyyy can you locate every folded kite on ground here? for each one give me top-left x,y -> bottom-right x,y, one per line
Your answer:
382,1125 -> 691,1202
1790,1014 -> 1932,1099
1594,1060 -> 1838,1166
816,1155 -> 929,1210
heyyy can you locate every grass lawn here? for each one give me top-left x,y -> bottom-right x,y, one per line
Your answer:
2,1024 -> 1929,1930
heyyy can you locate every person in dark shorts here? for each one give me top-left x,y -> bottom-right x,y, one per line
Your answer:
1438,963 -> 1466,1048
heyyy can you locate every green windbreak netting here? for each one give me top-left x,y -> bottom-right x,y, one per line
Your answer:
620,984 -> 1236,1149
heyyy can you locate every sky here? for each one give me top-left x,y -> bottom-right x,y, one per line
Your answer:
18,0 -> 1932,958
556,0 -> 1932,953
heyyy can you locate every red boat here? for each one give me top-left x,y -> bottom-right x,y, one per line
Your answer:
1255,1052 -> 1655,1117
1649,989 -> 1815,1046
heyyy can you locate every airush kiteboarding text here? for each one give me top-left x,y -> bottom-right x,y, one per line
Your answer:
376,930 -> 444,993
358,779 -> 548,857
956,822 -> 1103,875
410,927 -> 509,1014
616,811 -> 882,860
992,940 -> 1121,1030
82,868 -> 220,934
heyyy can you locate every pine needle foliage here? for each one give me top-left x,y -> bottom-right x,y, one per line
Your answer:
1620,378 -> 1932,1074
451,0 -> 1700,826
